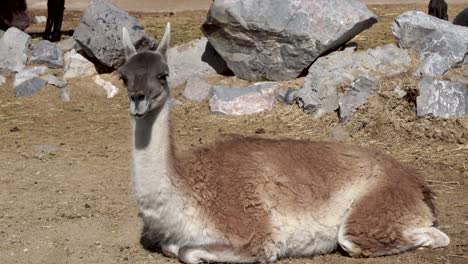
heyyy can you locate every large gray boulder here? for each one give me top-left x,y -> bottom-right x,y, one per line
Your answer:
0,27 -> 31,74
417,76 -> 468,118
168,37 -> 229,88
202,0 -> 377,81
73,0 -> 158,70
209,82 -> 279,115
30,40 -> 63,68
392,11 -> 468,76
297,44 -> 410,118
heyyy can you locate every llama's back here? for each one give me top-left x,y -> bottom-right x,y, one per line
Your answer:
173,137 -> 439,257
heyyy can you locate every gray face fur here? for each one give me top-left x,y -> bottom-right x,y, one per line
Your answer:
118,24 -> 170,118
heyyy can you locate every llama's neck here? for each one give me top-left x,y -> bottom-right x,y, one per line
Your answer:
131,101 -> 176,201
130,101 -> 212,243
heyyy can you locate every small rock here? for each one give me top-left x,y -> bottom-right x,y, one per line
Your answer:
58,37 -> 78,52
182,75 -> 212,101
329,125 -> 350,139
33,145 -> 58,152
63,49 -> 97,80
41,74 -> 67,88
277,87 -> 298,105
33,16 -> 47,24
168,37 -> 229,88
59,87 -> 71,102
15,77 -> 47,97
209,82 -> 279,115
10,126 -> 20,132
393,85 -> 407,98
255,128 -> 266,134
169,98 -> 182,107
14,66 -> 49,87
417,76 -> 468,118
0,75 -> 5,86
339,77 -> 376,121
93,75 -> 119,98
297,44 -> 409,118
30,40 -> 63,68
0,27 -> 31,74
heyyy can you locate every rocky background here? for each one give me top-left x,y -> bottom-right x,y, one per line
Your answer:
0,0 -> 467,263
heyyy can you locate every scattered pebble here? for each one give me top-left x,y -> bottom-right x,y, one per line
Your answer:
255,128 -> 266,134
10,127 -> 20,132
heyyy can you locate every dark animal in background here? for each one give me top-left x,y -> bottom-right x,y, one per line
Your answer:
43,0 -> 65,42
453,8 -> 468,27
428,0 -> 448,20
0,0 -> 30,31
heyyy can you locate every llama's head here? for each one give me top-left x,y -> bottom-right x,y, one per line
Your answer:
119,23 -> 170,118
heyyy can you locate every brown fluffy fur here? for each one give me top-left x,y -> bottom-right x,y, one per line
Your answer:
170,133 -> 439,257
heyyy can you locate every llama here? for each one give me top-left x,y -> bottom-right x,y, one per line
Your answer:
428,0 -> 448,20
0,0 -> 29,31
453,8 -> 468,27
43,0 -> 65,42
118,23 -> 450,263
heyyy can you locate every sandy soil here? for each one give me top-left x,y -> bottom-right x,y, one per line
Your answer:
2,2 -> 468,264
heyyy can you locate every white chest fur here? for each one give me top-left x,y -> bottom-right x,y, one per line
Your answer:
131,104 -> 219,246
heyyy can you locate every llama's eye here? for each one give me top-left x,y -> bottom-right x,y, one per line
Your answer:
157,75 -> 167,82
120,76 -> 128,85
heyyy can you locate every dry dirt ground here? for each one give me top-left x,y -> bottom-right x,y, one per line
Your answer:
1,3 -> 468,264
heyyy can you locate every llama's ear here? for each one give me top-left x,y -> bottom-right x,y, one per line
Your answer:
156,22 -> 170,62
122,27 -> 137,59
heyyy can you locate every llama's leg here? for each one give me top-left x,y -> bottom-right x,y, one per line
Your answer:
338,185 -> 449,257
405,227 -> 450,249
161,244 -> 179,258
178,244 -> 258,264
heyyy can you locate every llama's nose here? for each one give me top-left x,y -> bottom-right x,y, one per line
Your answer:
130,92 -> 145,102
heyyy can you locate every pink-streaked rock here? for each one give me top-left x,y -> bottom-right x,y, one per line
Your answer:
209,82 -> 279,115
